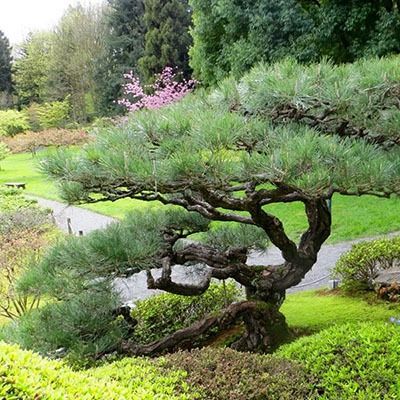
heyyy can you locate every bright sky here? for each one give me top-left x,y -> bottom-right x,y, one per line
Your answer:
0,0 -> 105,45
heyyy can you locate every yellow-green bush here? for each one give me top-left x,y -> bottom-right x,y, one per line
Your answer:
0,342 -> 196,399
0,110 -> 30,136
25,100 -> 70,131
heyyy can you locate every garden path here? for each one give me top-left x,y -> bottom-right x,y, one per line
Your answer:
31,195 -> 399,303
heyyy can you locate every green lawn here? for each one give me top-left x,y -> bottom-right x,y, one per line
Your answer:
282,290 -> 398,332
1,151 -> 399,242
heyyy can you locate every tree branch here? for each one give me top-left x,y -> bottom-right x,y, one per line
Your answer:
122,301 -> 258,356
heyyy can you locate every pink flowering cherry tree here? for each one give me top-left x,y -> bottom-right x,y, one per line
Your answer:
118,67 -> 196,112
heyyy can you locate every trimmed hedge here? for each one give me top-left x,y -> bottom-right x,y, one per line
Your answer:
334,237 -> 400,291
132,282 -> 242,344
163,347 -> 317,400
0,342 -> 197,399
278,322 -> 400,399
1,128 -> 88,153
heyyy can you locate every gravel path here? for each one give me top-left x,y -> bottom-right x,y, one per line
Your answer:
32,196 -> 398,302
31,196 -> 115,234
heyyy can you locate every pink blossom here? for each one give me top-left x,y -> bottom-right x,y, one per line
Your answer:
118,67 -> 196,112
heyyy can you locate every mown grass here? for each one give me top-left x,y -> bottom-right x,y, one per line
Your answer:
282,290 -> 399,332
0,151 -> 399,242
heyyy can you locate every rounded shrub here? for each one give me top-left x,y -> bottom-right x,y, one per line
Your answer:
24,100 -> 71,131
132,282 -> 242,344
333,237 -> 400,291
0,110 -> 30,136
278,321 -> 400,399
162,347 -> 317,400
0,342 -> 196,399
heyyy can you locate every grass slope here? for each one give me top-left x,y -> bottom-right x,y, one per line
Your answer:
282,290 -> 399,332
0,151 -> 399,242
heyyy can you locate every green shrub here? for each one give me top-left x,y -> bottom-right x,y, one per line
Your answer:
162,347 -> 317,400
0,186 -> 38,212
0,110 -> 30,136
23,102 -> 42,131
0,187 -> 51,235
1,289 -> 129,365
132,282 -> 242,344
278,322 -> 400,399
334,237 -> 400,291
25,100 -> 71,131
0,342 -> 196,399
0,142 -> 9,166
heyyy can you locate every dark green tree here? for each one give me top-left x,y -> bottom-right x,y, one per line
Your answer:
0,30 -> 13,105
16,57 -> 400,358
96,0 -> 146,115
189,0 -> 313,85
138,0 -> 192,82
306,0 -> 400,63
189,0 -> 400,86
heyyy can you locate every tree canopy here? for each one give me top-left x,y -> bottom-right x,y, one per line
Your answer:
95,0 -> 146,114
190,0 -> 400,85
138,0 -> 192,82
13,32 -> 54,107
49,4 -> 108,122
0,30 -> 12,98
18,57 -> 400,358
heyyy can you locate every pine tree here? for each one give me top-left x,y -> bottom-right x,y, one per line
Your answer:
138,0 -> 192,82
96,0 -> 146,114
21,58 -> 400,358
0,30 -> 13,97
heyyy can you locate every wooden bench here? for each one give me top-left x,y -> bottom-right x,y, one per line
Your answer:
4,182 -> 26,189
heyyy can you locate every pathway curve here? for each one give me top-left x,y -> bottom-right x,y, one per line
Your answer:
31,196 -> 115,234
31,195 -> 399,302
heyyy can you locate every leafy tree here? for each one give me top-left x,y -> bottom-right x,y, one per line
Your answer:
189,0 -> 400,85
49,4 -> 108,122
306,0 -> 400,63
96,0 -> 146,115
13,32 -> 54,107
189,0 -> 314,85
0,30 -> 13,107
138,0 -> 192,82
18,58 -> 400,358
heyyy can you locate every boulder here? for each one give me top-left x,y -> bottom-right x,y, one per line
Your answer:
374,265 -> 400,302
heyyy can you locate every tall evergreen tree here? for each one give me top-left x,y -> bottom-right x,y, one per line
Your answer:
96,0 -> 146,115
0,30 -> 13,101
138,0 -> 192,82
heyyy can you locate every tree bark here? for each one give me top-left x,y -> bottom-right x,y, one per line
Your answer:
231,303 -> 290,353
